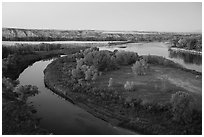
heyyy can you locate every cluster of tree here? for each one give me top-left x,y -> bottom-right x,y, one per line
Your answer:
2,54 -> 20,77
74,47 -> 119,71
82,47 -> 99,56
72,64 -> 98,81
83,50 -> 119,71
115,51 -> 139,65
71,47 -> 140,83
2,52 -> 63,80
2,77 -> 45,134
170,35 -> 202,51
131,59 -> 149,75
3,43 -> 62,58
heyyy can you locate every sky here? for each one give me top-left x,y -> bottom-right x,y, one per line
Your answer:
2,2 -> 202,32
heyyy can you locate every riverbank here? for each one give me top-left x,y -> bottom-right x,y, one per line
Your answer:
169,47 -> 202,55
44,55 -> 202,135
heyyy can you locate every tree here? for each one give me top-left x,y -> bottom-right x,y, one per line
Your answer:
124,81 -> 135,91
177,38 -> 187,48
186,38 -> 197,50
171,37 -> 179,47
132,59 -> 148,75
14,85 -> 39,102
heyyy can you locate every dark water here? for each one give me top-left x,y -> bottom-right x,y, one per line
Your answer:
18,58 -> 136,135
100,42 -> 202,72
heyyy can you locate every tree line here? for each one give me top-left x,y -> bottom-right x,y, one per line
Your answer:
170,35 -> 202,51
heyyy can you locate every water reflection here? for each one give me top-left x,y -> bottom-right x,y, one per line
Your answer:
169,49 -> 202,65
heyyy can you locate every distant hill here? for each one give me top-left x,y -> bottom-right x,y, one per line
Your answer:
2,28 -> 201,42
2,28 -> 109,41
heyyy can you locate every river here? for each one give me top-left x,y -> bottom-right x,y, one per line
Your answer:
18,57 -> 137,135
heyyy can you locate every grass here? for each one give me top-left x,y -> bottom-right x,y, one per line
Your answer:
93,64 -> 202,109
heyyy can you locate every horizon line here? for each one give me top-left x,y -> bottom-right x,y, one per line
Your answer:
2,27 -> 202,34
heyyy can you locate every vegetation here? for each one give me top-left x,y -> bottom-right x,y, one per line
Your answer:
143,55 -> 182,68
115,51 -> 139,65
108,78 -> 113,87
170,35 -> 202,51
171,91 -> 194,124
2,77 -> 48,134
131,59 -> 149,75
142,55 -> 201,75
4,28 -> 202,45
3,43 -> 63,58
44,48 -> 202,135
2,43 -> 88,134
2,43 -> 88,79
124,81 -> 136,91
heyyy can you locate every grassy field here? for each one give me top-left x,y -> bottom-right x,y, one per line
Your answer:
93,64 -> 202,110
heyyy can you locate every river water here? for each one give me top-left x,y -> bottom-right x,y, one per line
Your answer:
18,58 -> 136,135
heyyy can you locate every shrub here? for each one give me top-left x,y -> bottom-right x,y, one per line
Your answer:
108,78 -> 113,87
143,55 -> 182,68
132,59 -> 149,75
115,51 -> 139,65
170,91 -> 194,124
124,81 -> 136,91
